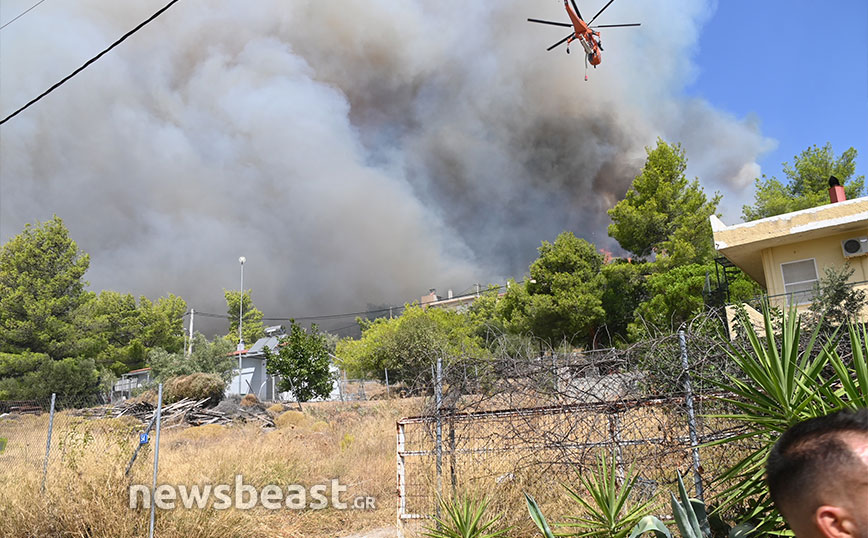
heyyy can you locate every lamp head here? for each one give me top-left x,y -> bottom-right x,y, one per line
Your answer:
239,256 -> 246,265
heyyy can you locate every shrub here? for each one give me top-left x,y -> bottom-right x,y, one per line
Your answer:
310,420 -> 330,432
178,424 -> 226,442
266,403 -> 285,415
275,410 -> 309,429
163,373 -> 225,405
424,494 -> 511,538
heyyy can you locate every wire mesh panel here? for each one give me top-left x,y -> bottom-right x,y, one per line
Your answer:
398,394 -> 747,536
0,399 -> 48,470
0,395 -> 149,494
396,324 -> 754,537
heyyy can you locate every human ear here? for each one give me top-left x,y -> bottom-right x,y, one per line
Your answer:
815,505 -> 857,538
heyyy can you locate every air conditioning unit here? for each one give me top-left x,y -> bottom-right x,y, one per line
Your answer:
841,236 -> 868,257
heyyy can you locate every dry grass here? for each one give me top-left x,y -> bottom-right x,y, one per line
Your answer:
0,399 -> 421,538
275,410 -> 310,429
240,394 -> 259,407
267,403 -> 286,415
0,396 -> 745,538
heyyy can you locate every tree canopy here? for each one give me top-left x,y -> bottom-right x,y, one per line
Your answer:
148,332 -> 235,382
742,143 -> 864,221
337,305 -> 487,384
264,322 -> 333,402
0,352 -> 100,403
0,216 -> 91,359
0,217 -> 191,399
76,291 -> 187,374
497,232 -> 606,347
607,139 -> 720,266
225,289 -> 265,347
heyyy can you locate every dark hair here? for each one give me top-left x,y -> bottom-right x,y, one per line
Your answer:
767,408 -> 868,513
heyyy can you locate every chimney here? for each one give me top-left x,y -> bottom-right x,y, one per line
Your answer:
421,288 -> 438,305
829,175 -> 847,203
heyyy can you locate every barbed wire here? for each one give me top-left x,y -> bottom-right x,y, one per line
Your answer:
395,310 -> 774,534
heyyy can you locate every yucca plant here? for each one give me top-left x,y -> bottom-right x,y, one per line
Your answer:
525,492 -> 556,538
561,452 -> 659,538
629,473 -> 753,538
708,303 -> 868,533
526,451 -> 659,538
423,494 -> 512,538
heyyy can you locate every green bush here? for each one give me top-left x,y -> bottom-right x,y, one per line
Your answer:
163,373 -> 225,405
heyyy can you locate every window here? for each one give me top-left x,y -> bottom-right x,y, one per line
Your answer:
780,259 -> 818,305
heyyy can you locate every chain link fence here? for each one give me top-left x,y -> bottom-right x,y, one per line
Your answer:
396,316 -> 757,536
0,393 -> 152,489
335,371 -> 396,401
0,389 -> 167,537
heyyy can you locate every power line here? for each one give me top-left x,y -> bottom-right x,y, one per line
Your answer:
0,0 -> 180,125
0,0 -> 47,31
190,283 -> 509,324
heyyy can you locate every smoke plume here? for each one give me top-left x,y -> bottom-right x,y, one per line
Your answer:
0,0 -> 774,333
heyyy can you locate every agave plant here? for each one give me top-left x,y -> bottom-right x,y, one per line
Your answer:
562,452 -> 659,538
525,492 -> 556,538
525,451 -> 659,538
423,494 -> 512,538
628,473 -> 753,538
709,304 -> 868,533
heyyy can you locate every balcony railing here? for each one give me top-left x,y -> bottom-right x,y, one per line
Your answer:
735,279 -> 868,313
112,378 -> 146,393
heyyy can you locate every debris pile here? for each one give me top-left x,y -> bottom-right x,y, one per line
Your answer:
74,396 -> 276,428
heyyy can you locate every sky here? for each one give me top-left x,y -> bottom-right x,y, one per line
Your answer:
685,0 -> 868,225
0,0 -> 866,336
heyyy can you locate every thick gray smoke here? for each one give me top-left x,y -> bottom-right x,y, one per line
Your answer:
0,0 -> 774,332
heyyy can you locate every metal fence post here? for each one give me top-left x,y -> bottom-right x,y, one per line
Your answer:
607,411 -> 624,483
385,368 -> 390,399
40,393 -> 56,494
149,383 -> 164,538
396,421 -> 406,538
434,356 -> 443,518
679,330 -> 704,501
448,413 -> 457,495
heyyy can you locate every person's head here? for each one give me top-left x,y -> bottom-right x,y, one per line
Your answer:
767,408 -> 868,538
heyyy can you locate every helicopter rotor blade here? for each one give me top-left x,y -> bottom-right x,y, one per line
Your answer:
591,23 -> 641,28
527,18 -> 572,28
570,0 -> 583,21
546,33 -> 573,51
588,0 -> 616,25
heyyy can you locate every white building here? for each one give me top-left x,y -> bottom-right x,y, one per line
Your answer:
111,367 -> 152,402
226,326 -> 342,402
226,328 -> 283,401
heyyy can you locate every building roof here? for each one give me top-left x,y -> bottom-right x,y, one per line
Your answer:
711,196 -> 868,283
248,336 -> 280,354
229,335 -> 281,358
125,367 -> 151,375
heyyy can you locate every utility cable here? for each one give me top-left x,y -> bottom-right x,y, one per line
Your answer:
190,282 -> 510,323
0,0 -> 47,31
0,0 -> 180,125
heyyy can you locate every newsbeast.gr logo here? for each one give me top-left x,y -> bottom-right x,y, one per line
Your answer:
129,476 -> 376,511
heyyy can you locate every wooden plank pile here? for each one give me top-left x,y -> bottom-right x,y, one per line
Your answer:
75,397 -> 276,428
118,398 -> 274,428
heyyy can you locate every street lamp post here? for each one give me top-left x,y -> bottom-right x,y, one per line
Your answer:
237,256 -> 246,394
238,256 -> 246,351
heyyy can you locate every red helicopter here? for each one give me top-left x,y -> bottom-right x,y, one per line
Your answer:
529,0 -> 640,80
